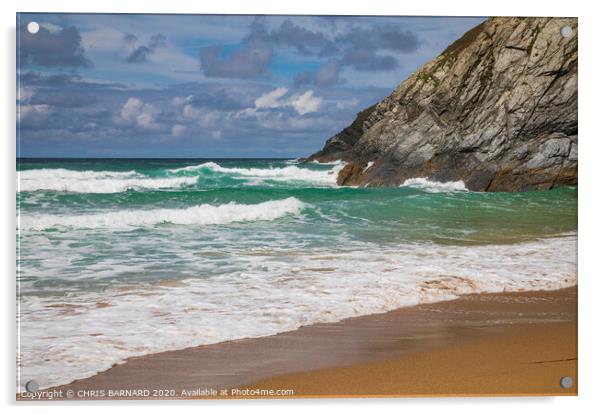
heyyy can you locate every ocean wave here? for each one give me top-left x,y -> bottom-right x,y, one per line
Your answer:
284,158 -> 302,165
310,159 -> 344,165
18,234 -> 576,389
19,197 -> 306,230
18,169 -> 197,193
168,161 -> 344,185
401,177 -> 468,193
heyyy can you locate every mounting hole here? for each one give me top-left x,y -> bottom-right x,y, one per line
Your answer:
27,21 -> 40,34
560,26 -> 573,38
560,376 -> 573,389
25,380 -> 39,392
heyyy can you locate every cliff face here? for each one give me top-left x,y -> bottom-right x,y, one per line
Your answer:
308,17 -> 577,191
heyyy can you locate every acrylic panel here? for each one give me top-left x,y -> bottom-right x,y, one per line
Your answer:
16,13 -> 578,400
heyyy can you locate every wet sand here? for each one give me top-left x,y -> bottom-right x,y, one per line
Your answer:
24,287 -> 577,400
249,321 -> 577,397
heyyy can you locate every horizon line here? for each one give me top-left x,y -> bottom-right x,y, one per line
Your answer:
16,156 -> 300,160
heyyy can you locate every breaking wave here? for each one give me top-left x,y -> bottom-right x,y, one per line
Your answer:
20,197 -> 306,230
310,159 -> 344,165
168,161 -> 344,185
18,169 -> 197,193
18,161 -> 346,194
401,177 -> 468,193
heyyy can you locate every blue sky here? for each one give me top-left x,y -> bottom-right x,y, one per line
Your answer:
17,13 -> 484,158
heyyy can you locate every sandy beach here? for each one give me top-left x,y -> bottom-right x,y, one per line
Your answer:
244,287 -> 578,397
21,286 -> 576,400
249,320 -> 577,397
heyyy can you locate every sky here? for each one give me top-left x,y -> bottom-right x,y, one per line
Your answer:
16,13 -> 484,158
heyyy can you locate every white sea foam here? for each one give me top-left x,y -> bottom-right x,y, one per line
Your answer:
18,234 -> 576,390
19,197 -> 306,230
19,169 -> 197,193
169,161 -> 344,185
311,159 -> 344,165
401,177 -> 468,193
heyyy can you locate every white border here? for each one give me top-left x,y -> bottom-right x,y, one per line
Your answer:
2,0 -> 600,413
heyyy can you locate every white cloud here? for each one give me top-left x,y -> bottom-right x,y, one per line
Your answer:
290,90 -> 322,115
181,104 -> 200,118
181,104 -> 220,128
172,95 -> 193,107
254,87 -> 288,109
117,97 -> 160,130
244,87 -> 323,116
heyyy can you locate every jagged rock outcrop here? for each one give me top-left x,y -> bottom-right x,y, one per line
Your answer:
307,17 -> 577,191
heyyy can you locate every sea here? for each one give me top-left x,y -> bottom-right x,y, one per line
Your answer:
16,158 -> 577,389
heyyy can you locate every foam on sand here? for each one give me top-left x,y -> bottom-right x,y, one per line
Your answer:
18,234 -> 576,389
19,197 -> 306,230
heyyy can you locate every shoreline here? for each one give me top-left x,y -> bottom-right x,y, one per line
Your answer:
22,286 -> 577,400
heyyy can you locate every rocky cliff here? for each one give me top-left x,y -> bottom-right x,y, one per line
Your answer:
307,17 -> 577,191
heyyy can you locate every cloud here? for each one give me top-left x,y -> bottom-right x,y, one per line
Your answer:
340,49 -> 398,71
200,44 -> 272,79
333,23 -> 420,72
295,59 -> 342,87
123,33 -> 138,46
314,60 -> 342,86
126,46 -> 154,63
199,18 -> 338,81
172,89 -> 248,111
241,87 -> 321,116
16,14 -> 485,157
19,25 -> 92,67
200,18 -> 272,79
82,27 -> 133,52
171,124 -> 187,137
255,87 -> 288,108
336,24 -> 420,53
199,17 -> 422,83
270,19 -> 338,56
18,104 -> 53,123
116,97 -> 160,130
17,69 -> 390,156
19,71 -> 128,92
180,103 -> 221,128
30,90 -> 96,108
290,90 -> 322,115
171,95 -> 190,107
19,87 -> 36,102
20,72 -> 79,86
126,34 -> 167,63
289,22 -> 421,86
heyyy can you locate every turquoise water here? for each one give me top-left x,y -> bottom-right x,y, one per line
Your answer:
16,158 -> 577,389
